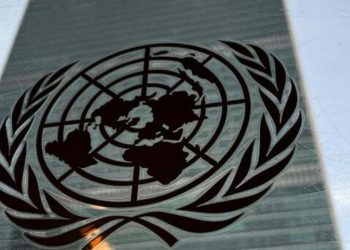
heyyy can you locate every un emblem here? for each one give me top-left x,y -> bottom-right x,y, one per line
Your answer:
0,42 -> 303,249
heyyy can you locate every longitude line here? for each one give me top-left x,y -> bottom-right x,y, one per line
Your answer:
44,118 -> 94,128
201,55 -> 213,65
131,166 -> 140,202
81,73 -> 119,98
185,142 -> 218,167
129,47 -> 147,200
167,79 -> 184,93
57,169 -> 74,182
90,129 -> 124,154
193,99 -> 245,109
141,47 -> 150,99
167,54 -> 213,94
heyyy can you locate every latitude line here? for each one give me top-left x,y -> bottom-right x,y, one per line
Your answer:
193,99 -> 245,109
167,54 -> 213,94
141,47 -> 151,99
43,118 -> 94,128
185,142 -> 218,167
131,166 -> 140,202
81,73 -> 119,99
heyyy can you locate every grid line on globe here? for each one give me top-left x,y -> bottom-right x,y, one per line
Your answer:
36,43 -> 250,207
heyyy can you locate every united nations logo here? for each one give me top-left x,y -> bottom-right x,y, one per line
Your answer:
0,42 -> 303,249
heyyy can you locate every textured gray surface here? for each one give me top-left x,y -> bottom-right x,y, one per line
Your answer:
0,0 -> 340,249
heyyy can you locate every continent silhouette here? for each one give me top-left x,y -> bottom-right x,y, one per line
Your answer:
137,91 -> 199,142
91,96 -> 140,130
46,129 -> 97,169
123,141 -> 188,185
46,87 -> 203,185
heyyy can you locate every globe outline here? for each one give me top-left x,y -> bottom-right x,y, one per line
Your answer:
36,43 -> 251,208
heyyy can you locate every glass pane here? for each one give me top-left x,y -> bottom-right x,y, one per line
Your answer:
0,0 -> 341,249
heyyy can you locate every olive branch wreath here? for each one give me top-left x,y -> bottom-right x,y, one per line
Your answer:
0,42 -> 303,249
